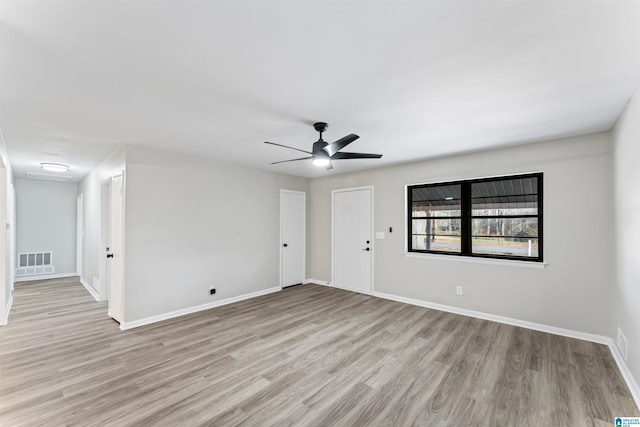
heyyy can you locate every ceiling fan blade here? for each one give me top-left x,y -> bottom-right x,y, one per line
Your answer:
331,152 -> 383,160
325,134 -> 359,156
270,156 -> 313,165
325,162 -> 334,171
264,141 -> 312,155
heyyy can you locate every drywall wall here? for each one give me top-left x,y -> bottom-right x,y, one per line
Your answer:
78,147 -> 126,298
613,86 -> 640,391
0,131 -> 13,324
123,145 -> 310,322
0,169 -> 6,324
310,133 -> 613,336
14,179 -> 78,276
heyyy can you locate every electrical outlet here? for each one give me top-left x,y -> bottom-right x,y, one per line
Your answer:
209,286 -> 216,295
456,286 -> 463,296
617,327 -> 628,361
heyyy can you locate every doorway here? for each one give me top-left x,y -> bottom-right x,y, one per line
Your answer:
76,193 -> 83,277
280,190 -> 305,288
332,186 -> 373,294
98,180 -> 109,301
102,173 -> 125,323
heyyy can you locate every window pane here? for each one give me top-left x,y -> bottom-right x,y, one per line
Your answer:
472,206 -> 538,216
412,205 -> 461,217
431,235 -> 461,253
412,234 -> 427,250
471,177 -> 538,214
411,218 -> 461,252
430,218 -> 461,252
472,237 -> 539,258
412,184 -> 461,217
413,218 -> 462,238
471,218 -> 538,238
431,218 -> 461,236
412,219 -> 427,234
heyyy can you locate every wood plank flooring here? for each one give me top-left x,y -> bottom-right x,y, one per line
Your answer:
0,278 -> 638,426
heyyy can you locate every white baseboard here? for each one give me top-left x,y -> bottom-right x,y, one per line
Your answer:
92,277 -> 105,301
120,286 -> 281,331
15,272 -> 77,283
305,278 -> 332,287
373,290 -> 640,409
373,291 -> 609,343
1,295 -> 13,326
607,337 -> 640,409
80,278 -> 100,302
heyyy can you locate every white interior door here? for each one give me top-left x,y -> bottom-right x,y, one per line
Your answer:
332,187 -> 373,294
108,174 -> 124,323
281,190 -> 305,288
76,194 -> 83,277
99,180 -> 110,301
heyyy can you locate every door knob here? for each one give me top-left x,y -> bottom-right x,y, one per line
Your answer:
106,253 -> 114,258
283,243 -> 288,247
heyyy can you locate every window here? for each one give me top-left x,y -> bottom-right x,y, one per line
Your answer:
408,173 -> 543,262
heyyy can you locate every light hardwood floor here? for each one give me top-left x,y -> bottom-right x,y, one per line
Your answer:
0,278 -> 638,426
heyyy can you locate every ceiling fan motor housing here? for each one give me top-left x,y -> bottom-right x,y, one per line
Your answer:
312,140 -> 329,154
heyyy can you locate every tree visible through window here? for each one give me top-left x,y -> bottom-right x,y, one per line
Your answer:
408,173 -> 543,262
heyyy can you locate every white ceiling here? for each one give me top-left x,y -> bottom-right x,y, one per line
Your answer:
1,1 -> 640,181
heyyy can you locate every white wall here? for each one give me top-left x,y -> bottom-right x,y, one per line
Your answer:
310,133 -> 613,336
14,179 -> 78,276
0,130 -> 14,325
78,147 -> 125,297
122,145 -> 310,322
0,163 -> 7,324
613,85 -> 640,389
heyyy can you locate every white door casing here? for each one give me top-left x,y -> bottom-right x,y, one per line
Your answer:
108,174 -> 125,323
280,190 -> 305,288
332,186 -> 373,294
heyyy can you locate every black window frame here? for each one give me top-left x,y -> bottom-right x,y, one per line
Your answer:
407,172 -> 543,262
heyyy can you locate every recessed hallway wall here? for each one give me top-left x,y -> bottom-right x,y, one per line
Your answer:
15,178 -> 78,278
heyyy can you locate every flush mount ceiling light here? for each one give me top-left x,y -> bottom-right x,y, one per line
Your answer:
40,163 -> 69,172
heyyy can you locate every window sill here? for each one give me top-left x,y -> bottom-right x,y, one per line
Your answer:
403,252 -> 548,269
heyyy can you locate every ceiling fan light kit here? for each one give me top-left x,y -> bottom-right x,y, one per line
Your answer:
265,122 -> 382,171
312,156 -> 330,167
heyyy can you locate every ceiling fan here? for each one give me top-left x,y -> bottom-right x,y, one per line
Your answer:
265,122 -> 382,170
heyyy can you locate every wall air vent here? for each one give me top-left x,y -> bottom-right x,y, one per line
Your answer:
16,252 -> 55,277
25,172 -> 73,182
